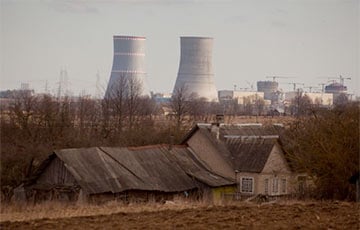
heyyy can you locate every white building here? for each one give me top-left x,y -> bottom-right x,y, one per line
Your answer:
218,90 -> 267,105
284,91 -> 333,106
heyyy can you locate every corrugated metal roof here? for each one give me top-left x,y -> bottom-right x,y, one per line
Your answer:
219,124 -> 282,138
225,138 -> 277,172
181,123 -> 282,145
168,147 -> 234,187
45,145 -> 234,195
182,124 -> 282,173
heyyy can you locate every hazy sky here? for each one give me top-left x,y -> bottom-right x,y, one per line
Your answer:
1,0 -> 359,96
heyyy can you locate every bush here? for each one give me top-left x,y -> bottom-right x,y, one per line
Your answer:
282,102 -> 359,200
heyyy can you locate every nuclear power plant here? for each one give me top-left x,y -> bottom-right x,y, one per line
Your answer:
105,35 -> 148,98
172,37 -> 218,101
101,35 -> 353,109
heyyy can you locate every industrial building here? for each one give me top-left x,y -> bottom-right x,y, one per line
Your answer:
151,92 -> 172,103
324,82 -> 347,94
105,35 -> 149,98
256,81 -> 281,104
304,92 -> 333,106
284,91 -> 333,106
172,37 -> 218,102
325,82 -> 348,102
218,90 -> 267,105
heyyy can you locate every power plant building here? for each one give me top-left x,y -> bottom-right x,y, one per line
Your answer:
218,90 -> 267,105
325,82 -> 347,94
172,37 -> 218,101
105,35 -> 149,98
284,92 -> 333,106
257,81 -> 278,100
324,82 -> 349,102
304,92 -> 333,106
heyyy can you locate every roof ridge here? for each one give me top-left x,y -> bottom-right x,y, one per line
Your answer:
127,144 -> 187,151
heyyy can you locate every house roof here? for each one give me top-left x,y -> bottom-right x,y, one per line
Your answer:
225,138 -> 277,172
181,123 -> 283,144
169,147 -> 234,187
219,124 -> 282,138
182,123 -> 285,173
30,145 -> 234,195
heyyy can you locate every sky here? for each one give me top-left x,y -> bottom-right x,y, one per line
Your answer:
1,0 -> 359,97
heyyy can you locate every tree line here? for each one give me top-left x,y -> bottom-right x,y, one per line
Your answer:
0,77 -> 358,201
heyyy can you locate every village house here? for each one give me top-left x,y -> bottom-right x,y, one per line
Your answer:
15,145 -> 234,203
16,122 -> 306,204
181,123 -> 303,197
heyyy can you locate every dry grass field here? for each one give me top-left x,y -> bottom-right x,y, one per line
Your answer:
1,200 -> 359,229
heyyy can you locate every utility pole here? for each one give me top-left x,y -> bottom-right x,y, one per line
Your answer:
57,68 -> 69,99
96,71 -> 101,99
57,70 -> 63,99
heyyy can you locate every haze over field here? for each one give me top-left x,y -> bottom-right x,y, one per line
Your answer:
1,0 -> 359,96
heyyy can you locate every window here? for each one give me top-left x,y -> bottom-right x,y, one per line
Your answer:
264,179 -> 269,194
241,177 -> 254,193
272,178 -> 279,194
281,179 -> 287,194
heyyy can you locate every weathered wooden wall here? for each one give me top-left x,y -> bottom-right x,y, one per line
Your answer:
187,131 -> 234,179
27,157 -> 79,203
36,157 -> 77,185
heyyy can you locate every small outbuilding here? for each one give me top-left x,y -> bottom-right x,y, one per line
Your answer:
18,145 -> 234,203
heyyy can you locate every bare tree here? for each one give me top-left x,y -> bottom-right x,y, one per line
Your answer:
106,75 -> 129,136
188,97 -> 209,122
8,90 -> 37,137
125,77 -> 143,131
334,93 -> 349,107
101,74 -> 146,145
170,85 -> 191,131
243,96 -> 253,116
77,96 -> 101,141
289,92 -> 312,116
254,97 -> 265,116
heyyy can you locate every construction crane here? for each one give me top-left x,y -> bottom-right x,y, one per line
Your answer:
339,75 -> 351,85
266,76 -> 295,82
318,75 -> 351,85
303,86 -> 320,93
286,82 -> 304,91
246,81 -> 254,91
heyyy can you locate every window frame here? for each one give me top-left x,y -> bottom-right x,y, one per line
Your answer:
272,178 -> 279,194
240,177 -> 254,194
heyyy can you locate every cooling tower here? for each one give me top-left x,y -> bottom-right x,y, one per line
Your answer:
105,35 -> 148,98
172,37 -> 218,101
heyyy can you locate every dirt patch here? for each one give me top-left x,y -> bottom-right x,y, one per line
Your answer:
1,202 -> 359,229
